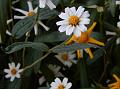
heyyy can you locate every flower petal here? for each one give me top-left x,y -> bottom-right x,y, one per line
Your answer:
34,24 -> 38,35
16,63 -> 21,70
14,15 -> 26,19
65,7 -> 74,16
13,7 -> 28,15
78,25 -> 87,32
66,83 -> 72,88
58,25 -> 68,32
4,69 -> 10,73
66,26 -> 74,35
10,76 -> 15,82
73,27 -> 81,37
16,73 -> 20,78
81,11 -> 90,18
56,20 -> 68,26
46,0 -> 56,10
59,12 -> 69,19
39,0 -> 46,8
80,18 -> 90,25
62,78 -> 68,86
5,74 -> 11,78
76,6 -> 85,17
27,1 -> 33,11
55,78 -> 61,85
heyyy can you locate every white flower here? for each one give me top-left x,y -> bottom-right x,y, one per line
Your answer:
55,52 -> 76,67
50,77 -> 72,89
13,1 -> 49,35
4,62 -> 23,82
39,0 -> 56,10
56,6 -> 90,37
116,0 -> 120,5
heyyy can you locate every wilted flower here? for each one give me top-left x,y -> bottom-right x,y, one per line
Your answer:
66,22 -> 105,59
13,1 -> 49,35
56,6 -> 90,37
39,0 -> 56,10
50,77 -> 72,89
55,52 -> 76,67
108,74 -> 120,89
4,62 -> 23,82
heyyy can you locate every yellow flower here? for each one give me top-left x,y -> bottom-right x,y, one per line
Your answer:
65,22 -> 105,59
108,74 -> 120,89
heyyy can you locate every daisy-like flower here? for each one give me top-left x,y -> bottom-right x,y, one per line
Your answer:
39,0 -> 56,10
108,74 -> 120,89
13,1 -> 49,35
50,77 -> 72,89
55,52 -> 76,67
65,22 -> 105,59
56,6 -> 90,37
4,62 -> 23,82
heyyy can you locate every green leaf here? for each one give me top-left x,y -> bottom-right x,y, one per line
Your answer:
7,79 -> 21,89
5,42 -> 49,54
39,9 -> 58,20
52,43 -> 99,53
12,16 -> 36,39
38,87 -> 49,89
35,31 -> 69,43
0,0 -> 8,43
108,0 -> 116,17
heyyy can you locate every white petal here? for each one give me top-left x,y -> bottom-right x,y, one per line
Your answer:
27,1 -> 33,11
16,63 -> 20,70
58,25 -> 68,32
8,63 -> 12,69
18,69 -> 23,73
66,83 -> 72,88
14,15 -> 26,19
7,19 -> 13,24
66,26 -> 74,35
73,27 -> 81,37
55,78 -> 61,85
70,7 -> 76,14
33,7 -> 38,13
6,30 -> 12,36
62,78 -> 68,86
50,82 -> 56,87
11,62 -> 15,68
10,76 -> 15,82
39,0 -> 46,8
117,21 -> 120,28
39,76 -> 46,85
65,7 -> 74,16
12,7 -> 28,15
12,0 -> 20,5
76,6 -> 85,17
59,12 -> 69,19
78,25 -> 87,32
46,0 -> 56,10
80,18 -> 90,25
81,11 -> 90,18
16,73 -> 20,78
56,20 -> 68,26
34,24 -> 38,35
5,74 -> 11,78
38,21 -> 49,31
4,69 -> 10,73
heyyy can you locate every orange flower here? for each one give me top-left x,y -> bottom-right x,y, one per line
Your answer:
108,74 -> 120,89
65,22 -> 105,59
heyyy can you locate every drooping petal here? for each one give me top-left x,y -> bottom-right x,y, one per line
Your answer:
78,25 -> 87,32
14,15 -> 27,19
27,1 -> 33,11
34,24 -> 38,35
12,7 -> 28,15
10,76 -> 15,82
38,21 -> 49,31
39,0 -> 46,8
46,0 -> 56,10
73,27 -> 81,37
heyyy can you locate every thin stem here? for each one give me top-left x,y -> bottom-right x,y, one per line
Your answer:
22,34 -> 29,67
23,50 -> 51,72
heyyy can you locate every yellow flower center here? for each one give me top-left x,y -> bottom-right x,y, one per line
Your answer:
58,84 -> 64,89
69,16 -> 79,26
76,32 -> 89,43
61,54 -> 69,61
27,11 -> 35,16
11,68 -> 17,75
